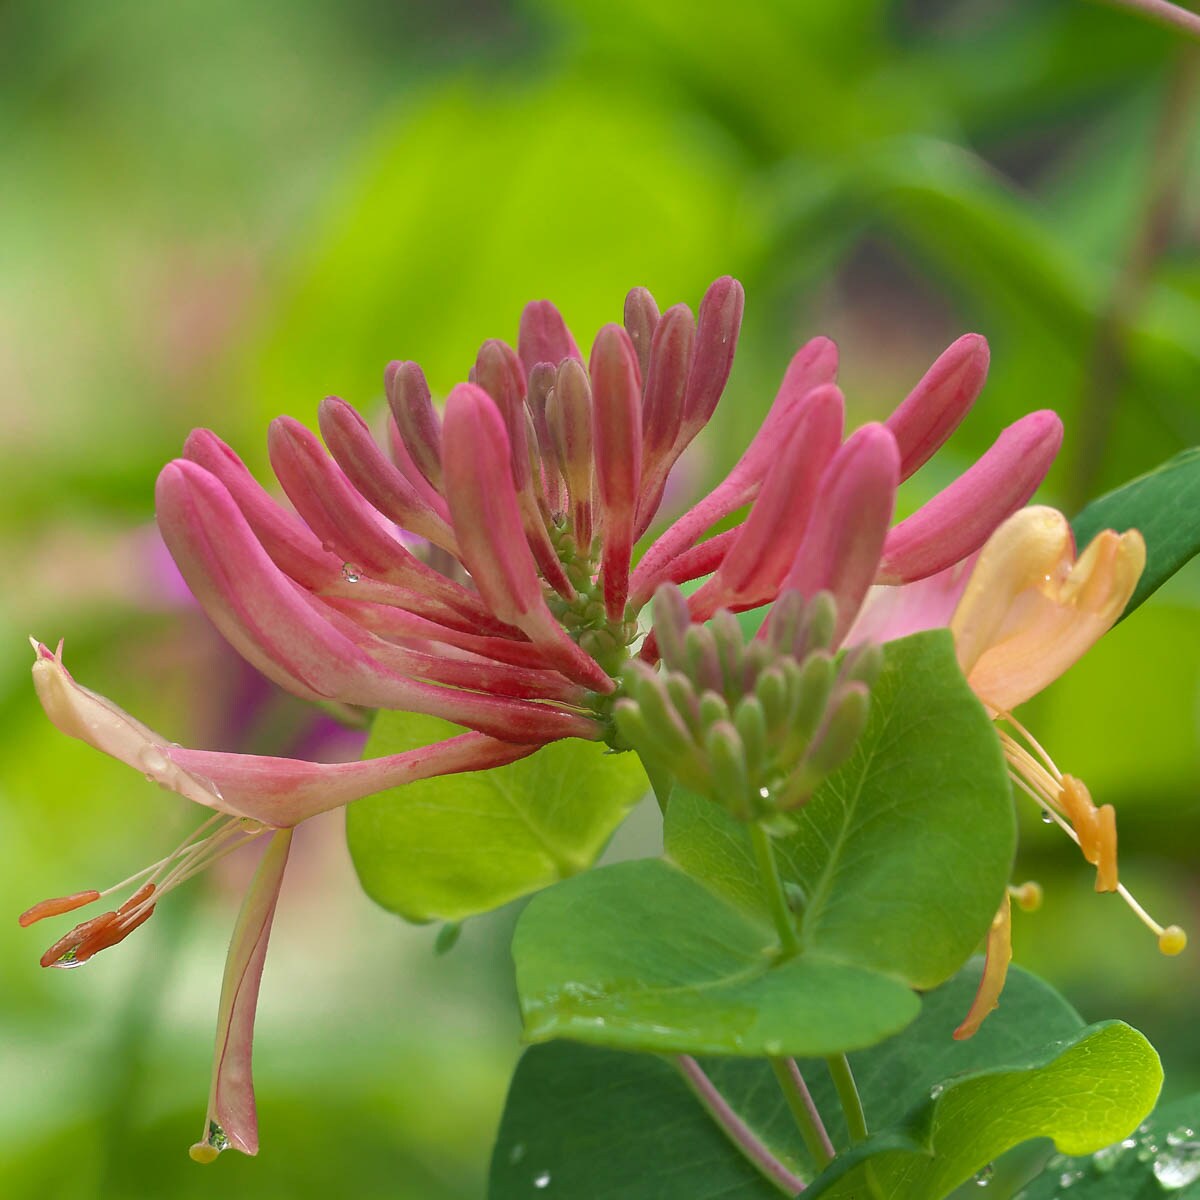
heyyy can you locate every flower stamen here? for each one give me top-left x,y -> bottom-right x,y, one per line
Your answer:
23,814 -> 268,968
998,720 -> 1185,955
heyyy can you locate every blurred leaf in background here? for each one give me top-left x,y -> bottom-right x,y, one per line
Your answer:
3,1 -> 1199,1196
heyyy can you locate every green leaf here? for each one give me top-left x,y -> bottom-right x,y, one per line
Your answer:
489,965 -> 1156,1200
345,712 -> 647,922
1017,1091 -> 1200,1198
489,1041 -> 786,1200
514,855 -> 921,1056
1071,447 -> 1200,618
806,1020 -> 1161,1199
511,631 -> 1014,1056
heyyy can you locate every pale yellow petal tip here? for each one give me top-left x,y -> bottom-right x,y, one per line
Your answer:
1158,925 -> 1187,957
188,1143 -> 220,1164
1010,881 -> 1043,912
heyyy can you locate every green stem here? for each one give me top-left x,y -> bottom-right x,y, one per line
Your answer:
676,1056 -> 808,1194
769,1056 -> 834,1173
826,1053 -> 868,1145
749,822 -> 801,957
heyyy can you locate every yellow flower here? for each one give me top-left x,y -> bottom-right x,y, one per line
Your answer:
945,507 -> 1185,1037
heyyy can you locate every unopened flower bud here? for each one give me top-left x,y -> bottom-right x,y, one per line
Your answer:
652,584 -> 692,672
386,360 -> 443,489
806,683 -> 871,780
664,671 -> 702,737
705,721 -> 751,820
710,610 -> 745,698
698,689 -> 732,731
685,625 -> 723,695
754,665 -> 789,733
623,286 -> 661,383
733,695 -> 768,783
781,653 -> 835,760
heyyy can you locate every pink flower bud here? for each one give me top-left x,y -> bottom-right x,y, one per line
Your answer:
886,334 -> 989,480
623,286 -> 661,383
443,384 -> 613,692
589,324 -> 643,620
385,360 -> 443,490
317,397 -> 456,551
774,423 -> 900,644
517,299 -> 581,373
878,410 -> 1063,585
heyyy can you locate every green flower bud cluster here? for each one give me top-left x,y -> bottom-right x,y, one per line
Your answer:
615,585 -> 881,823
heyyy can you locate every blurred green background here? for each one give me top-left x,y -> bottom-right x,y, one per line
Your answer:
2,1 -> 1199,1196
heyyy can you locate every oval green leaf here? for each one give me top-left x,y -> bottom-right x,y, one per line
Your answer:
346,712 -> 648,922
513,856 -> 920,1057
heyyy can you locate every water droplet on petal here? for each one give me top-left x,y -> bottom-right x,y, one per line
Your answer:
929,1083 -> 944,1099
1040,810 -> 1054,824
138,745 -> 170,777
341,562 -> 361,583
758,786 -> 770,799
189,1120 -> 230,1163
973,1161 -> 994,1186
533,1170 -> 551,1189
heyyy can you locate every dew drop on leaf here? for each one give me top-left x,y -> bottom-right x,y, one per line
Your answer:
1154,1129 -> 1200,1190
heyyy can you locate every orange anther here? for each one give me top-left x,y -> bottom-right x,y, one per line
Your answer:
1059,775 -> 1099,860
18,890 -> 101,928
117,883 -> 156,915
1092,804 -> 1118,893
39,911 -> 117,968
74,904 -> 156,963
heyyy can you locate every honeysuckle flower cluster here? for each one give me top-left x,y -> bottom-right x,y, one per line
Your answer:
22,275 -> 1094,1160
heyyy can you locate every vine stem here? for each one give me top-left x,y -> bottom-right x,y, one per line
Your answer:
749,822 -> 801,957
675,1055 -> 807,1195
826,1053 -> 869,1145
1098,0 -> 1200,41
768,1057 -> 835,1175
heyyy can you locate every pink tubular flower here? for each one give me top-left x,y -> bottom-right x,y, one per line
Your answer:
22,277 -> 1062,1159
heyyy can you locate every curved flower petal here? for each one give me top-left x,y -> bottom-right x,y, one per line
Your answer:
950,506 -> 1146,711
190,828 -> 293,1161
953,892 -> 1012,1041
31,639 -> 555,826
